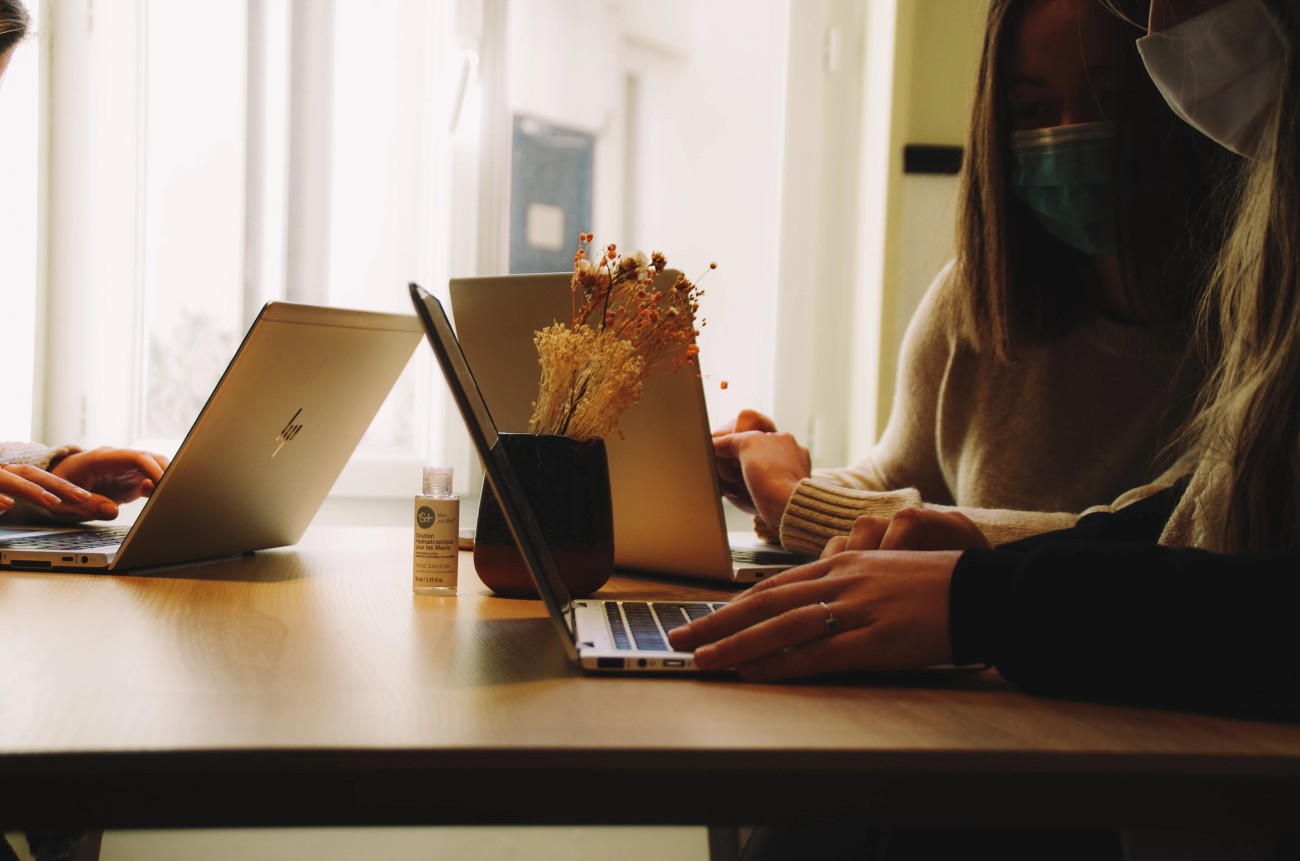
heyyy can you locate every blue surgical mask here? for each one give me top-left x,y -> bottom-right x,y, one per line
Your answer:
1011,121 -> 1118,257
1137,0 -> 1284,159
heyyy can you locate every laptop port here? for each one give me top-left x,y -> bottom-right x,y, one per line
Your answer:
596,657 -> 625,669
664,659 -> 686,668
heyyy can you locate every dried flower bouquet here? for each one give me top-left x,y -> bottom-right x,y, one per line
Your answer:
529,233 -> 708,440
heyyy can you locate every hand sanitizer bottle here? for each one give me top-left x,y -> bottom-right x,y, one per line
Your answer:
413,466 -> 458,596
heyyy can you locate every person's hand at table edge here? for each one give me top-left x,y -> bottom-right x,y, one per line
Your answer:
667,549 -> 960,681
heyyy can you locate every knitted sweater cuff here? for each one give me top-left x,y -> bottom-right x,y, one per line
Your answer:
0,442 -> 81,470
778,477 -> 1083,555
779,478 -> 922,555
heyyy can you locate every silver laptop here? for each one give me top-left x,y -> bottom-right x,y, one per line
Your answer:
449,272 -> 812,584
412,282 -> 729,673
0,302 -> 422,573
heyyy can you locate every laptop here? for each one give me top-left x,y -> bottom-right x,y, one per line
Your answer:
449,272 -> 813,584
0,302 -> 423,573
411,282 -> 731,673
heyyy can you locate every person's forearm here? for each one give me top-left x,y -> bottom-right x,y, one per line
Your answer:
993,481 -> 1186,551
779,477 -> 1082,555
951,540 -> 1300,721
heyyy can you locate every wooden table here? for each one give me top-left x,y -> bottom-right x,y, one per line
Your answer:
1,527 -> 1298,836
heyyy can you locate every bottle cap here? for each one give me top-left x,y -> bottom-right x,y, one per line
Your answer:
423,466 -> 453,497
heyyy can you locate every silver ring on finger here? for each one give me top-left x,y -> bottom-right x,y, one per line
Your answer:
819,601 -> 839,637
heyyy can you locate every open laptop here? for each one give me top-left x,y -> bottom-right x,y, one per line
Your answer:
0,302 -> 422,573
412,282 -> 733,673
449,272 -> 813,584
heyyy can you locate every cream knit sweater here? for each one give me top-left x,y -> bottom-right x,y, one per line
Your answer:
780,262 -> 1203,553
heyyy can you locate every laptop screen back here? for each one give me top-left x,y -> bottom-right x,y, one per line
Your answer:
114,302 -> 422,570
409,283 -> 580,661
449,272 -> 737,581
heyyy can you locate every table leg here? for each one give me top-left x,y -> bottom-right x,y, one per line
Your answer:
68,831 -> 102,861
707,825 -> 742,861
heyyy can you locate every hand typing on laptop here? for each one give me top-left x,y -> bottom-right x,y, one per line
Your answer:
666,508 -> 986,681
0,444 -> 168,522
665,507 -> 998,681
712,409 -> 811,540
666,545 -> 960,681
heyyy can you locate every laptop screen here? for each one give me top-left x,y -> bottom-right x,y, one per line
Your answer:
408,282 -> 581,661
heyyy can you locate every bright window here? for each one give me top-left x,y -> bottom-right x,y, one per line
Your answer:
27,0 -> 871,517
39,0 -> 461,518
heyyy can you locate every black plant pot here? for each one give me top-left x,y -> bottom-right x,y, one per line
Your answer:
473,433 -> 614,598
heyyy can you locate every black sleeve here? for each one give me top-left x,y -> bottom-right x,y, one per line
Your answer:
949,535 -> 1300,722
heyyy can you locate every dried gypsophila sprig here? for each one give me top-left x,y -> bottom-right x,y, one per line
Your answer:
530,324 -> 644,440
528,233 -> 713,439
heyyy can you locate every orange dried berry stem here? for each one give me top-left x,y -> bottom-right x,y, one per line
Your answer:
532,234 -> 711,439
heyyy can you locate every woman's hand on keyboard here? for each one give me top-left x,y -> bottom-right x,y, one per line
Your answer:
0,463 -> 94,513
712,409 -> 810,534
666,549 -> 959,680
48,447 -> 170,520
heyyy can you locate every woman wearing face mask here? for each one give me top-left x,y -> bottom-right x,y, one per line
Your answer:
671,1 -> 1300,715
678,2 -> 1299,857
713,0 -> 1231,556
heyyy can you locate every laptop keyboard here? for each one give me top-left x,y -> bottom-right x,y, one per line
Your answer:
604,601 -> 724,652
0,526 -> 130,550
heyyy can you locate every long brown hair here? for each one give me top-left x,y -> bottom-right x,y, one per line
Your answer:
1182,0 -> 1300,553
957,0 -> 1230,358
0,0 -> 28,57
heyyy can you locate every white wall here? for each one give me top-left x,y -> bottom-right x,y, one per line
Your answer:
870,0 -> 987,440
773,0 -> 871,468
504,0 -> 790,430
